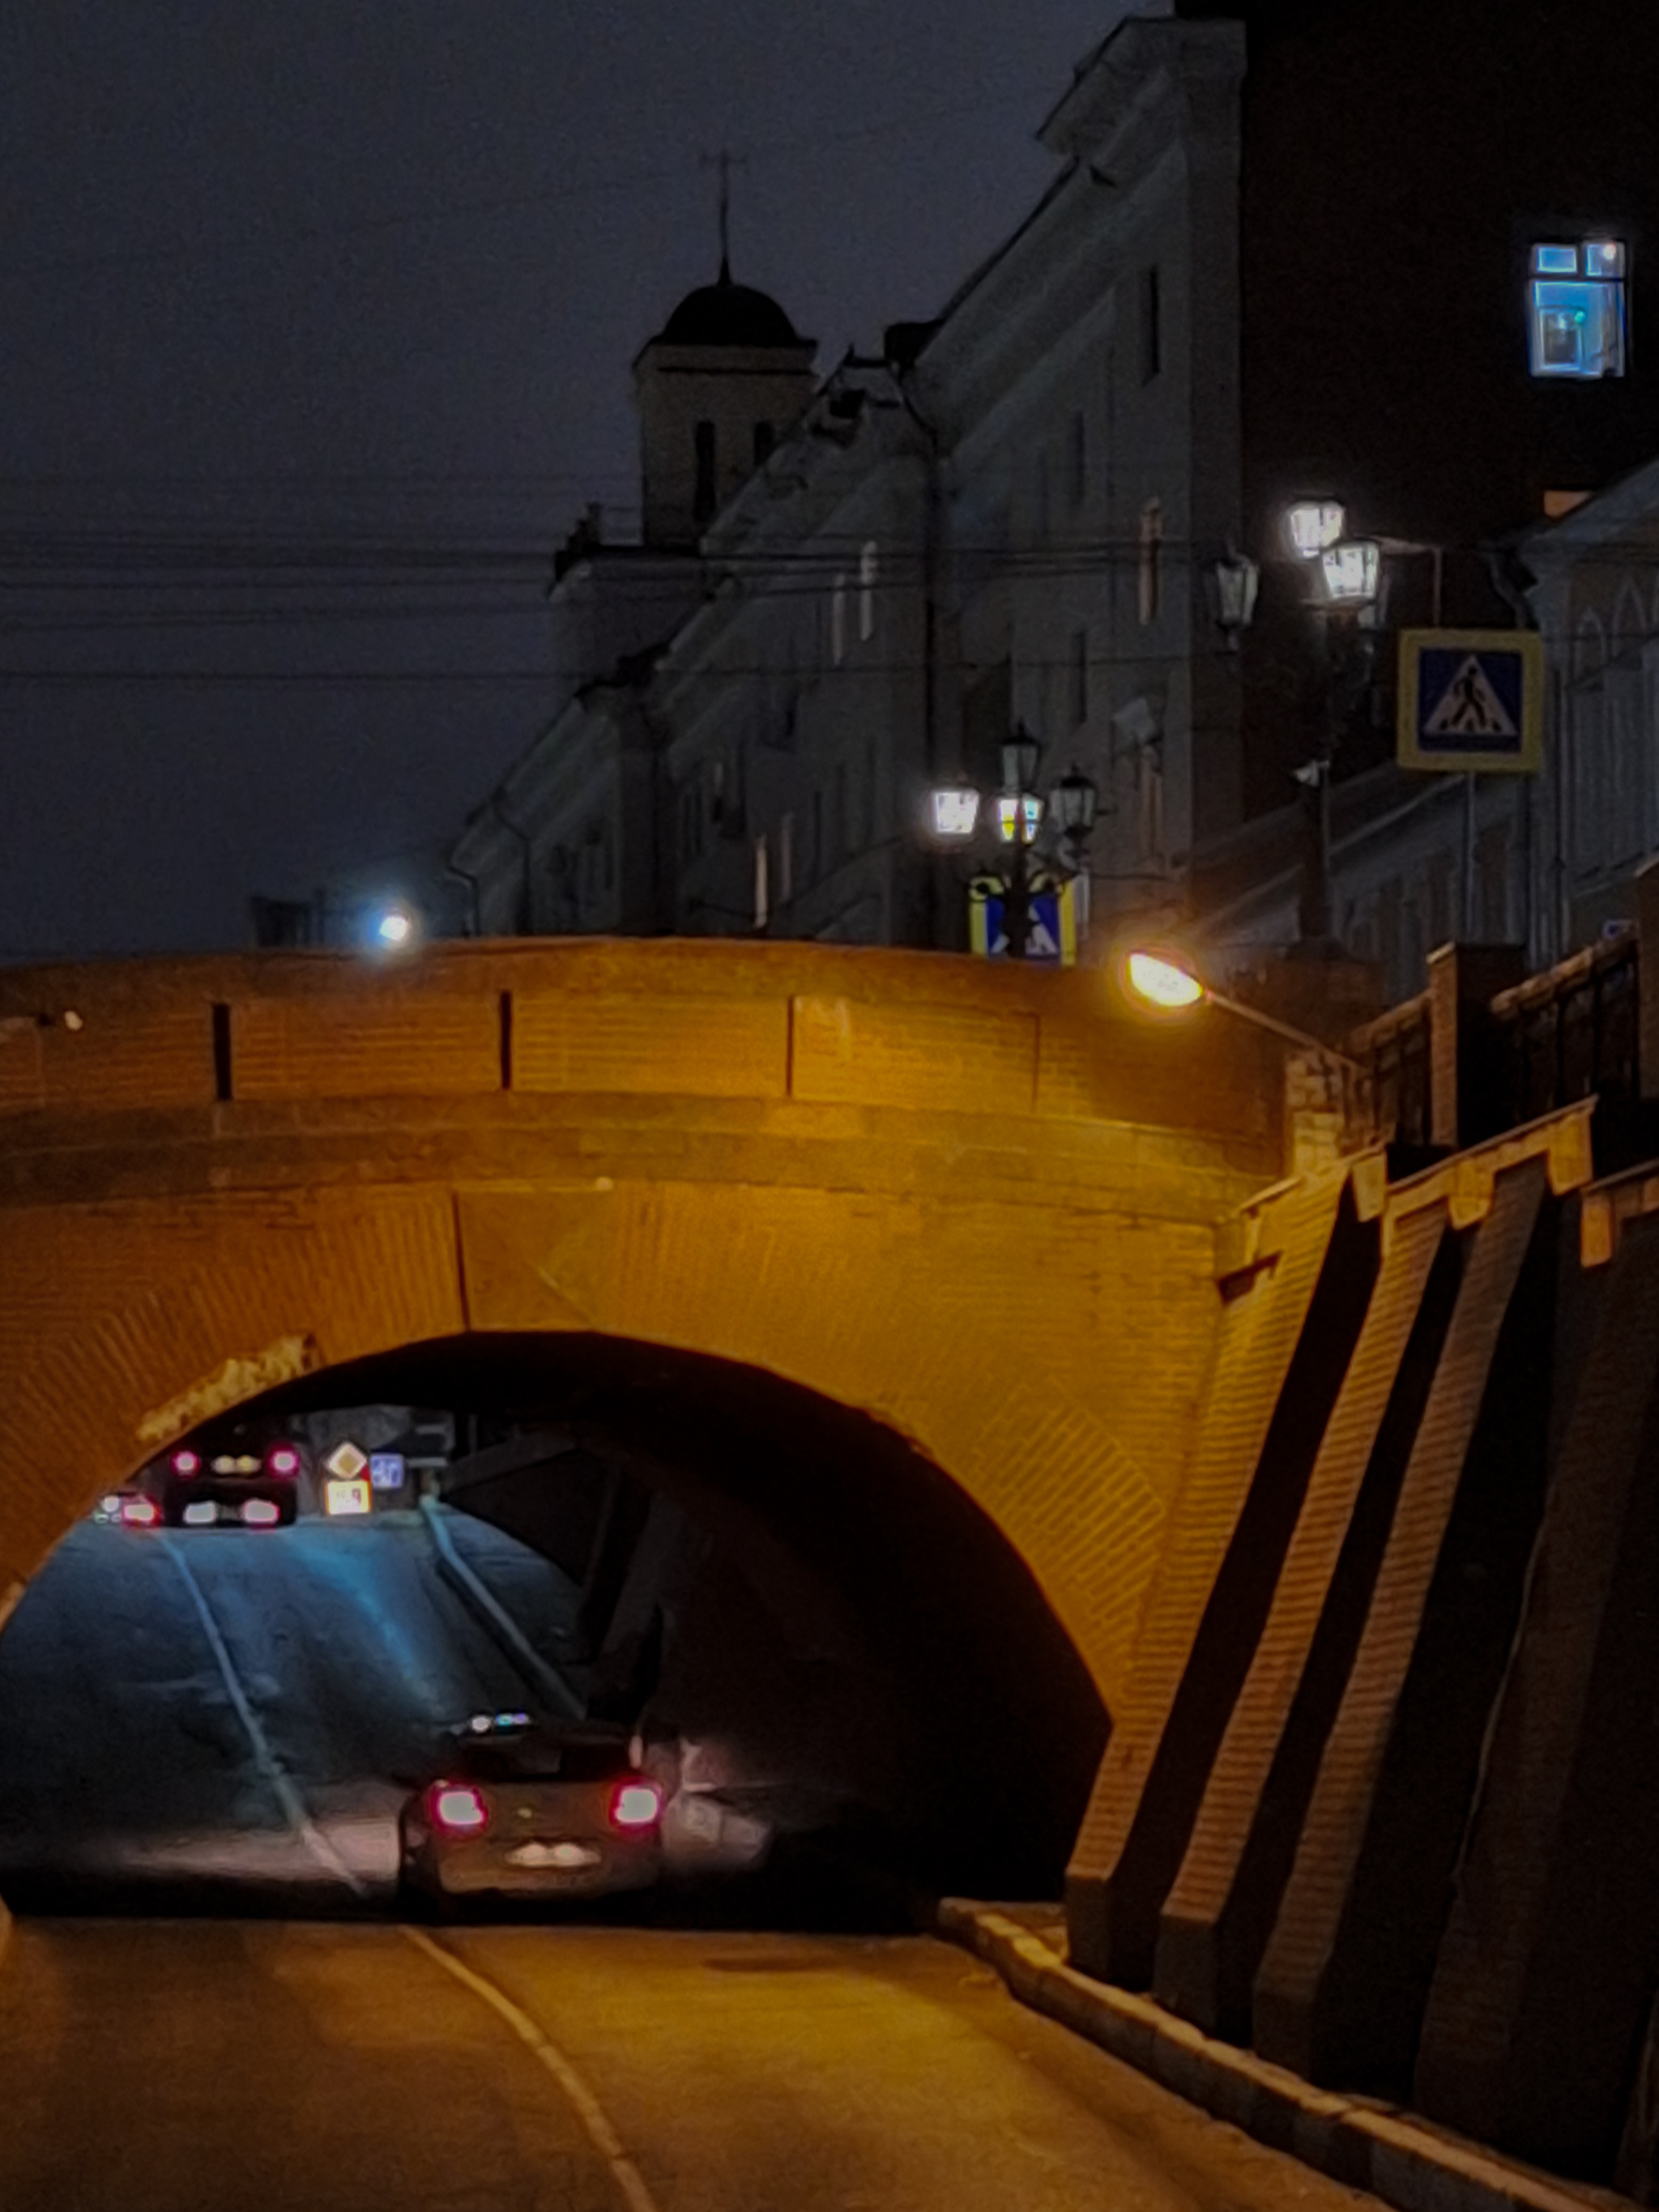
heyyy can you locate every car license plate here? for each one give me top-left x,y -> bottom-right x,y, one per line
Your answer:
507,1840 -> 599,1870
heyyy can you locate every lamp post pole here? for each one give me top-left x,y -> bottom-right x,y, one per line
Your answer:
928,728 -> 1098,961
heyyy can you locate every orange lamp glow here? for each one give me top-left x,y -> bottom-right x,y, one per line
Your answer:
1124,951 -> 1205,1011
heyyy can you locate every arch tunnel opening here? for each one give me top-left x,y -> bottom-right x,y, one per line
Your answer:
0,1332 -> 1108,1923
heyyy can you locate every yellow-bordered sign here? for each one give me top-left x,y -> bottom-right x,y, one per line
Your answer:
1397,628 -> 1545,774
968,875 -> 1078,963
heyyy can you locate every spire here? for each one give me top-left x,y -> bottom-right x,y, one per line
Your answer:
702,148 -> 747,283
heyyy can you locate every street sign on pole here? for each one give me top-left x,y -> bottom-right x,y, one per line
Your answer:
1397,628 -> 1545,774
969,876 -> 1077,963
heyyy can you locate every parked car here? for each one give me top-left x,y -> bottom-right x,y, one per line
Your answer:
399,1713 -> 663,1912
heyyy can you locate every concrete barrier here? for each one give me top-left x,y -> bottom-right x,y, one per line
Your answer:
936,1903 -> 1631,2212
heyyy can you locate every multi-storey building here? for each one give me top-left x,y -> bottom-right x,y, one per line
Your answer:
291,0 -> 1659,1002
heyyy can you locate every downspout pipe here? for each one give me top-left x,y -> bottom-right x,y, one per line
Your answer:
891,347 -> 949,948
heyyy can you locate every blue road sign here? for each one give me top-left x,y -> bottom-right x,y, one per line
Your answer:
1397,628 -> 1544,774
369,1451 -> 407,1490
968,879 -> 1077,963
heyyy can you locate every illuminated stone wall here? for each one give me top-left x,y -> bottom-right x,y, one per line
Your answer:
0,936 -> 1292,1720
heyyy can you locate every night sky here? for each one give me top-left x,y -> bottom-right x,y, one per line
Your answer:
1,2 -> 1120,961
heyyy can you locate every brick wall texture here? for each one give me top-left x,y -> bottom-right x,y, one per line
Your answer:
1414,1208 -> 1659,2177
11,943 -> 1659,2196
1252,1159 -> 1559,2091
1064,1163 -> 1377,1986
1154,1197 -> 1459,2037
0,940 -> 1281,1728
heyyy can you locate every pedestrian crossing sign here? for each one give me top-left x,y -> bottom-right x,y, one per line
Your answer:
968,876 -> 1077,963
1397,628 -> 1544,774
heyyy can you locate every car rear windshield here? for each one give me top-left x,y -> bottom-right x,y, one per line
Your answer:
463,1733 -> 630,1783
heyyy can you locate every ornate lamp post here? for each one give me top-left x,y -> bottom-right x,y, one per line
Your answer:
930,727 -> 1100,961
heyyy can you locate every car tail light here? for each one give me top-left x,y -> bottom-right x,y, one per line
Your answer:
170,1449 -> 200,1477
121,1496 -> 160,1528
428,1783 -> 489,1835
241,1499 -> 281,1527
609,1781 -> 662,1831
267,1446 -> 301,1477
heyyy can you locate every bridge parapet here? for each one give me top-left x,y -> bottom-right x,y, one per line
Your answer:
0,937 -> 1289,1169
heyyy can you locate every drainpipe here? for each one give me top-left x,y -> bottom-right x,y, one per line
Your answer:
892,352 -> 949,949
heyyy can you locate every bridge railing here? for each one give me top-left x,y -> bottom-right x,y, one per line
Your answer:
1347,872 -> 1659,1170
1350,991 -> 1433,1153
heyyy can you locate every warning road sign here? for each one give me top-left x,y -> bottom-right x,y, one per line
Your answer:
1397,629 -> 1543,774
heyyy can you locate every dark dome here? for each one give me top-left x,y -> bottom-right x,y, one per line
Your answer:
657,274 -> 804,349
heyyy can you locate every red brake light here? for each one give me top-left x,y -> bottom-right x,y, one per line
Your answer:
267,1446 -> 300,1477
428,1783 -> 489,1835
609,1780 -> 662,1831
170,1450 -> 200,1477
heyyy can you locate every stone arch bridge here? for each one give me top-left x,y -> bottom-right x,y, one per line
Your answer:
8,931 -> 1650,2190
0,936 -> 1300,1713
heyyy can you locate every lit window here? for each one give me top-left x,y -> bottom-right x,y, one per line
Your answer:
858,539 -> 878,641
1529,241 -> 1627,378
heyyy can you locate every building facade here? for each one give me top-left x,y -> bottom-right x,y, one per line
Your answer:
281,0 -> 1659,1007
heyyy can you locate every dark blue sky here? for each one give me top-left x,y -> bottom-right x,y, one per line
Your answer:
0,2 -> 1119,958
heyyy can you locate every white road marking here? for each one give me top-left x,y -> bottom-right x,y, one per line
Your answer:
401,1926 -> 661,2212
157,1532 -> 369,1899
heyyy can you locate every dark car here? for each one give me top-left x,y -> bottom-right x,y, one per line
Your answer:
153,1436 -> 305,1528
399,1713 -> 663,1912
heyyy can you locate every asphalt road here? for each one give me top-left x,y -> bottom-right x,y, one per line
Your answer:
0,1512 -> 573,1901
0,1912 -> 1381,2212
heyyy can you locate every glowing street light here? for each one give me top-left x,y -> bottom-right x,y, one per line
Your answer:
928,726 -> 1099,961
1124,950 -> 1205,1010
932,788 -> 981,840
1286,500 -> 1346,560
1320,539 -> 1381,607
1120,946 -> 1363,1071
370,901 -> 418,950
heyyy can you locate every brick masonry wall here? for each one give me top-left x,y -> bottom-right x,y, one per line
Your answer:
1154,1197 -> 1460,2038
1252,1160 -> 1559,2093
1414,1208 -> 1659,2177
0,940 -> 1283,1728
1064,1165 -> 1379,1988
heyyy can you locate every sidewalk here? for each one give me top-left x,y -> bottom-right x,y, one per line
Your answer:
936,1902 -> 1634,2212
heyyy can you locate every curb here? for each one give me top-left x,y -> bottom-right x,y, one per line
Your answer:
936,1903 -> 1631,2212
417,1498 -> 583,1720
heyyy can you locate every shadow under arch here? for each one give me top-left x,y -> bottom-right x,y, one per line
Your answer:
249,1330 -> 1111,1897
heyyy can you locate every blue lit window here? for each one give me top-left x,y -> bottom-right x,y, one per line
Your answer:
1529,241 -> 1627,378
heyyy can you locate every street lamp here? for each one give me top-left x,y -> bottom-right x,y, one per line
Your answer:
930,727 -> 1100,961
369,901 -> 420,952
1120,946 -> 1363,1071
1286,500 -> 1346,560
1320,539 -> 1382,608
1208,550 -> 1261,647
